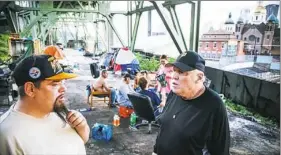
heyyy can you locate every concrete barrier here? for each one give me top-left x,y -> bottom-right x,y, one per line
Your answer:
205,66 -> 280,121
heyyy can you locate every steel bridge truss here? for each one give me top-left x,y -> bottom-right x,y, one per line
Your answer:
2,0 -> 201,54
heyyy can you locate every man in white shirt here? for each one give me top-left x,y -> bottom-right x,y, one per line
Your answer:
0,55 -> 90,155
117,73 -> 135,107
119,74 -> 134,94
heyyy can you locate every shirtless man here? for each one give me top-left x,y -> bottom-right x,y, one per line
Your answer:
91,70 -> 117,106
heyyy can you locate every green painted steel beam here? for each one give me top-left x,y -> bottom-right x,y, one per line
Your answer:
194,1 -> 201,52
38,15 -> 57,39
20,1 -> 63,37
77,1 -> 85,9
130,1 -> 144,52
128,0 -> 194,15
104,15 -> 125,47
20,14 -> 46,36
16,7 -> 127,16
169,5 -> 188,51
150,1 -> 186,54
189,2 -> 195,51
4,8 -> 18,33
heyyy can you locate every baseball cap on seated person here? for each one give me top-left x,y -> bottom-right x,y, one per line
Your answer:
166,51 -> 205,72
12,55 -> 77,86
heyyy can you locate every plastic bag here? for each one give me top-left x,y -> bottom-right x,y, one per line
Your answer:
91,123 -> 113,142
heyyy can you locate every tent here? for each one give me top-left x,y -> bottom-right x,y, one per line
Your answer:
98,51 -> 115,69
113,47 -> 140,74
44,45 -> 65,60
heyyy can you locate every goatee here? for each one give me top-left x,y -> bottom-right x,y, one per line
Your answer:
53,95 -> 69,123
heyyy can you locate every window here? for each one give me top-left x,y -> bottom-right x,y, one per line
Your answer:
267,25 -> 273,31
249,35 -> 256,41
196,2 -> 270,70
199,43 -> 202,47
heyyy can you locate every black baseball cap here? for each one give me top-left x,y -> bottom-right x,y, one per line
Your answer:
166,51 -> 205,72
123,73 -> 132,79
12,55 -> 77,86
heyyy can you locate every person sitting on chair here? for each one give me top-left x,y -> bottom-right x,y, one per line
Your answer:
117,73 -> 135,108
138,77 -> 164,116
91,70 -> 117,107
133,71 -> 141,92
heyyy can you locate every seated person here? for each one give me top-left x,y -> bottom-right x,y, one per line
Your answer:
140,70 -> 148,77
138,77 -> 164,115
117,74 -> 135,108
134,71 -> 141,92
87,69 -> 117,106
139,70 -> 157,93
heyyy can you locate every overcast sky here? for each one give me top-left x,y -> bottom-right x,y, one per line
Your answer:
57,1 -> 279,54
109,1 -> 275,47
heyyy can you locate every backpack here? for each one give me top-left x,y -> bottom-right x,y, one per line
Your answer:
90,63 -> 100,78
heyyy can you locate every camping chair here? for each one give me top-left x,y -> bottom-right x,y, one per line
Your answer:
89,89 -> 111,107
127,92 -> 160,134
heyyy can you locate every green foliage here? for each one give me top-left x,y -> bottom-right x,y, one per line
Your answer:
135,53 -> 159,71
168,57 -> 175,63
0,33 -> 10,61
224,99 -> 278,128
135,53 -> 176,71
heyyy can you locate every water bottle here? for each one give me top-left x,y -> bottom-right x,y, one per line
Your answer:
78,108 -> 89,112
130,112 -> 137,127
77,107 -> 94,112
112,114 -> 120,127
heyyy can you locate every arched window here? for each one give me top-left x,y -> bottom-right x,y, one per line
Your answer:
249,35 -> 256,41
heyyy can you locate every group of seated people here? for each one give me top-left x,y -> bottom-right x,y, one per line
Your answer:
118,71 -> 165,112
86,69 -> 165,116
87,54 -> 172,116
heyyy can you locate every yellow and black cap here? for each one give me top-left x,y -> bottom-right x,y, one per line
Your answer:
12,55 -> 77,86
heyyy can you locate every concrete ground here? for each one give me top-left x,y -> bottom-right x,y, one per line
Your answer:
0,49 -> 280,155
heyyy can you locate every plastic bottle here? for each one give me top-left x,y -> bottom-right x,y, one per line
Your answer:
130,112 -> 137,127
113,114 -> 120,127
78,108 -> 88,112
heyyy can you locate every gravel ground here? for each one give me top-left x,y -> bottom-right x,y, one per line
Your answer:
0,49 -> 279,155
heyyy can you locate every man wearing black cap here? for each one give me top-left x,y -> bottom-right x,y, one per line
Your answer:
152,51 -> 230,155
0,55 -> 89,155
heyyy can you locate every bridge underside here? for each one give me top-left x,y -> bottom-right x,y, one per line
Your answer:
0,1 -> 201,55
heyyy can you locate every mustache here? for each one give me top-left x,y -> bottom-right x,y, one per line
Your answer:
54,94 -> 69,123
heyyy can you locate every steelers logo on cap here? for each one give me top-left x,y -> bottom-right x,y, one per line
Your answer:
29,67 -> 41,79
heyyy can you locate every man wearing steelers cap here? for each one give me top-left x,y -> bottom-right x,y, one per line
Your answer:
0,55 -> 89,155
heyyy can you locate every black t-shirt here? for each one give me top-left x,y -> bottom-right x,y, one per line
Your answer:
154,87 -> 230,155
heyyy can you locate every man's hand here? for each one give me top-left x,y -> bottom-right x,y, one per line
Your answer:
67,110 -> 90,143
159,102 -> 165,107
